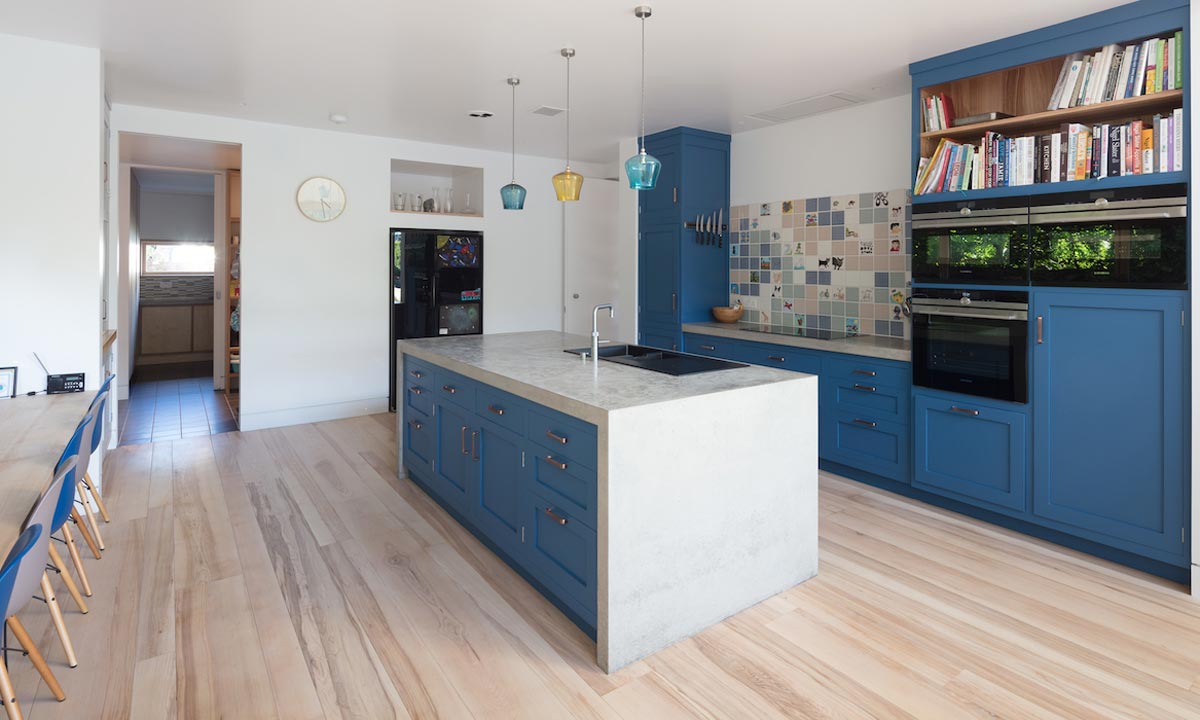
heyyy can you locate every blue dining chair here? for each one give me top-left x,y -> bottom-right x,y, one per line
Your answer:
74,376 -> 115,551
22,456 -> 83,667
50,423 -> 95,598
80,376 -> 113,525
0,524 -> 66,720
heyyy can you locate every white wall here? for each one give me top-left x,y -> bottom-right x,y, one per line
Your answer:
730,94 -> 912,205
110,104 -> 612,430
138,190 -> 215,244
0,33 -> 104,394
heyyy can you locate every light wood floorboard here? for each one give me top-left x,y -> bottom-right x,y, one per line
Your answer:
7,414 -> 1198,719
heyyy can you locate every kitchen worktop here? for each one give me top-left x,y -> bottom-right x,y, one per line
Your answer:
683,321 -> 911,362
398,330 -> 806,425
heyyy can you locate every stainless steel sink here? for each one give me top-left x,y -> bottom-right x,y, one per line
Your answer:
564,344 -> 747,376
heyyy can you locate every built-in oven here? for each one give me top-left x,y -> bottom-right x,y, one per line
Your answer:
912,288 -> 1029,404
912,199 -> 1030,285
1029,186 -> 1187,288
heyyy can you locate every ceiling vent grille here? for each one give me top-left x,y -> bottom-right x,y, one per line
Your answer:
532,105 -> 565,117
748,92 -> 866,124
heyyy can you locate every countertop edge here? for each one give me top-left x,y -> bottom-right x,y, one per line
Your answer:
681,323 -> 912,363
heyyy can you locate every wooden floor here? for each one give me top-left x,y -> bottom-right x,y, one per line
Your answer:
8,414 -> 1200,719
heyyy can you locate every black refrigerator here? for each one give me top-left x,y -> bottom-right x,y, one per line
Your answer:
389,228 -> 483,411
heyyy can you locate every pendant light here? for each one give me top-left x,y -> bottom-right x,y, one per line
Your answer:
624,5 -> 661,190
552,48 -> 583,202
500,77 -> 527,210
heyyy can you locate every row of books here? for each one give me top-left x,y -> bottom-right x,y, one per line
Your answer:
1047,32 -> 1184,110
923,93 -> 956,131
914,109 -> 1183,194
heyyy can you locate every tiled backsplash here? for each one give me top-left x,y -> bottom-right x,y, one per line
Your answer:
140,275 -> 214,305
728,189 -> 912,338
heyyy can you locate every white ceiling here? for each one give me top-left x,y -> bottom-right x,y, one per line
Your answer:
4,0 -> 1125,163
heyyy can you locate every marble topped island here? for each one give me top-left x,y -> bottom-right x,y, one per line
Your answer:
397,331 -> 818,672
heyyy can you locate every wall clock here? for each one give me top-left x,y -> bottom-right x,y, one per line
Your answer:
296,176 -> 346,222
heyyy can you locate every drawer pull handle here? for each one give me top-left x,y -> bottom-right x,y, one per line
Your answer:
544,507 -> 569,526
409,387 -> 424,395
950,406 -> 980,417
852,369 -> 877,377
460,426 -> 468,454
410,370 -> 424,379
768,355 -> 786,362
700,344 -> 716,351
409,420 -> 424,430
545,430 -> 569,445
471,431 -> 478,460
543,455 -> 568,471
853,419 -> 877,428
442,385 -> 457,394
853,384 -> 877,393
488,404 -> 505,416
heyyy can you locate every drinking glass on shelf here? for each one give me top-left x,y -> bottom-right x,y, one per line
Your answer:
433,188 -> 442,213
446,188 -> 455,214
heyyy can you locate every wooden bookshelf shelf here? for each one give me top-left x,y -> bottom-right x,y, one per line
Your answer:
920,89 -> 1182,142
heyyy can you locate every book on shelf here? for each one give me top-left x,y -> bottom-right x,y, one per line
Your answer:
923,92 -> 957,131
913,109 -> 1183,195
1045,32 -> 1184,110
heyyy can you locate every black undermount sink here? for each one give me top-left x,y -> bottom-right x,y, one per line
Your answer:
564,344 -> 747,376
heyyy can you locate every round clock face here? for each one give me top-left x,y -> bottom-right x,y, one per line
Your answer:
296,176 -> 346,222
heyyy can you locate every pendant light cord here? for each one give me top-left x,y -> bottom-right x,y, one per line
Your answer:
639,14 -> 646,153
565,53 -> 571,169
511,82 -> 517,183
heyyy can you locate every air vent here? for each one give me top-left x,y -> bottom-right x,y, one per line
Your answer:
747,92 -> 866,124
532,105 -> 565,117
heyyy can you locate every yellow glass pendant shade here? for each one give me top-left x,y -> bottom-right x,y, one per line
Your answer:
552,168 -> 583,202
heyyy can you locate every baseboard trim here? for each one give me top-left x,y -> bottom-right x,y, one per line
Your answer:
239,396 -> 389,431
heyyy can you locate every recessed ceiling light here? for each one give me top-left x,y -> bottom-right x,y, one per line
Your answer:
469,111 -> 494,118
329,112 -> 348,124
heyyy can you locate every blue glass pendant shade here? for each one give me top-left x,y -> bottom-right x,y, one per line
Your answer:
500,182 -> 527,210
624,149 -> 661,190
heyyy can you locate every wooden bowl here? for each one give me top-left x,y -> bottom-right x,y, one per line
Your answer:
711,305 -> 744,323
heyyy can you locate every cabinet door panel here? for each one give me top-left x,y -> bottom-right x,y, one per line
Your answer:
914,392 -> 1027,512
192,304 -> 214,351
638,143 -> 678,226
1032,291 -> 1187,558
140,305 -> 194,355
822,410 -> 910,483
404,413 -> 435,473
471,422 -> 525,555
638,225 -> 680,328
525,492 -> 597,617
432,403 -> 472,512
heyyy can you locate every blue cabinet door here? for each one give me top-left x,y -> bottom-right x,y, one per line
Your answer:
403,412 -> 435,473
822,410 -> 911,483
470,420 -> 526,556
913,391 -> 1028,512
639,225 -> 680,330
638,141 -> 679,227
639,323 -> 680,351
1031,290 -> 1188,560
524,491 -> 597,621
432,402 -> 472,512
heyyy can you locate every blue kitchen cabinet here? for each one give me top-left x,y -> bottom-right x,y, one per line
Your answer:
470,420 -> 528,557
913,389 -> 1029,513
733,340 -> 822,375
682,333 -> 743,358
431,401 -> 473,514
523,489 -> 598,621
638,128 -> 730,346
1031,289 -> 1188,562
402,411 -> 435,474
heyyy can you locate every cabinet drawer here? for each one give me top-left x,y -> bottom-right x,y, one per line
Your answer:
403,355 -> 436,384
474,385 -> 525,436
404,381 -> 433,417
821,410 -> 909,483
403,413 -> 434,471
530,450 -> 597,530
822,354 -> 910,390
527,407 -> 597,470
822,377 -> 908,422
682,333 -> 741,359
525,492 -> 597,616
913,392 -> 1027,513
434,368 -> 476,409
735,341 -> 821,375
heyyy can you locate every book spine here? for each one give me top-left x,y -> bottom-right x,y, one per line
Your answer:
1071,56 -> 1091,107
1090,125 -> 1100,179
1173,108 -> 1182,172
1155,115 -> 1166,172
1141,126 -> 1155,174
1048,55 -> 1073,110
1156,39 -> 1166,93
1175,30 -> 1184,90
1123,44 -> 1140,98
1050,133 -> 1061,182
1061,59 -> 1083,109
1132,120 -> 1143,174
1103,48 -> 1124,102
1108,126 -> 1120,178
1166,37 -> 1174,91
997,138 -> 1008,187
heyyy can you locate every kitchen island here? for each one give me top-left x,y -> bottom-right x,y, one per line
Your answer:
397,331 -> 817,672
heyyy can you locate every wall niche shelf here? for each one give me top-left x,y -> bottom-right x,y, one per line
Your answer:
390,159 -> 484,218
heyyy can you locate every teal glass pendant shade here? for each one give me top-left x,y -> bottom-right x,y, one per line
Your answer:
624,149 -> 661,190
500,182 -> 527,210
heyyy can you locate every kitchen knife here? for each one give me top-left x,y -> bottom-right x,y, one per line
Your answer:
696,214 -> 702,244
706,213 -> 713,245
717,208 -> 723,247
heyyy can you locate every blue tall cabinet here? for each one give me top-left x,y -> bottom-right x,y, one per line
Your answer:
638,127 -> 730,349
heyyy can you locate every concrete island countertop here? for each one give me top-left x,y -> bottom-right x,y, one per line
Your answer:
683,321 -> 911,362
398,330 -> 808,425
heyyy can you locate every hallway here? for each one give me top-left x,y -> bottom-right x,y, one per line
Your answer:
118,362 -> 237,444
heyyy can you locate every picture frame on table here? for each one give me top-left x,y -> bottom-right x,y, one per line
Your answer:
0,367 -> 16,399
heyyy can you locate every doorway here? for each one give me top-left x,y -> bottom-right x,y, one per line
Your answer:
116,133 -> 242,444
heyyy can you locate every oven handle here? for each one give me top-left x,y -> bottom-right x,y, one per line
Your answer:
913,217 -> 1025,229
1029,207 -> 1187,224
913,306 -> 1028,321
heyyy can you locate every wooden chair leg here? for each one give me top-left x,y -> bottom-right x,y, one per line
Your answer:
38,573 -> 77,669
69,508 -> 101,560
0,650 -> 23,720
8,616 -> 65,700
82,472 -> 110,523
80,498 -> 105,551
61,525 -> 93,597
46,544 -> 88,614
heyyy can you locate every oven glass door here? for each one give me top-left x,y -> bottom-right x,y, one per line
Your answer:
1030,212 -> 1186,288
912,221 -> 1029,284
913,312 -> 1028,403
